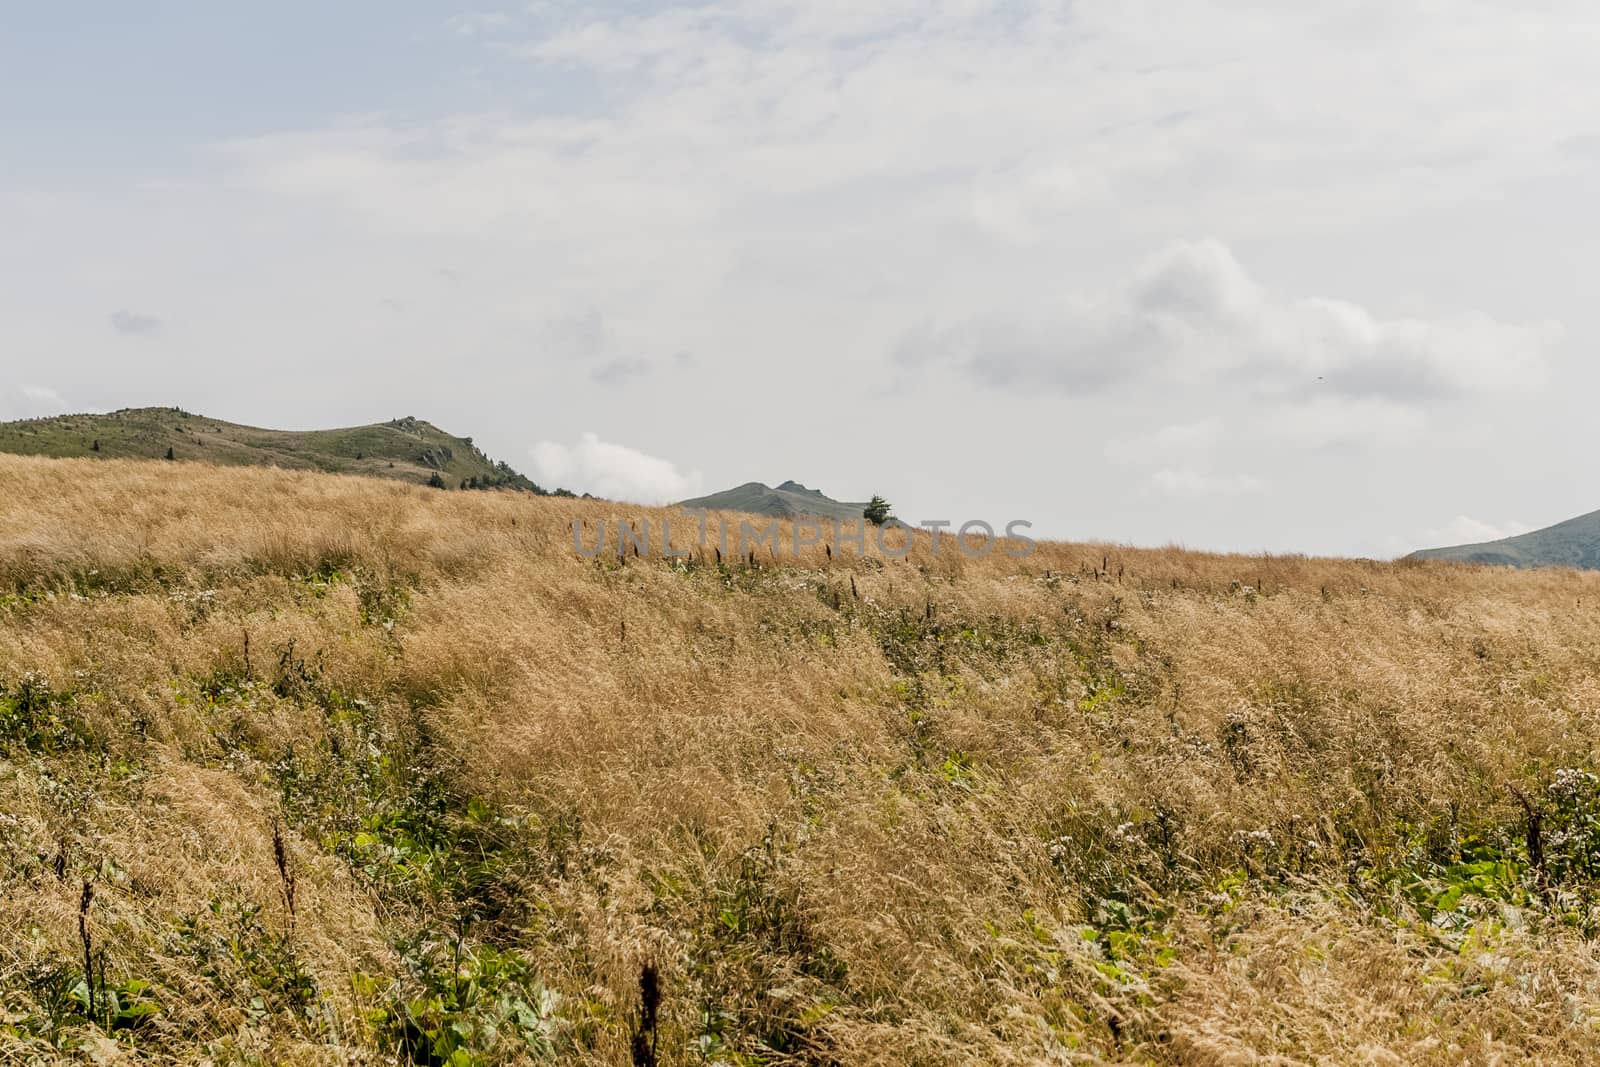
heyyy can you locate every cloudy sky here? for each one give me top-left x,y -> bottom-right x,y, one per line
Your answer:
4,1 -> 1596,556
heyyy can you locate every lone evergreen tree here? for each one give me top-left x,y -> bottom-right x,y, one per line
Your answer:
863,495 -> 892,525
164,447 -> 175,461
90,440 -> 100,452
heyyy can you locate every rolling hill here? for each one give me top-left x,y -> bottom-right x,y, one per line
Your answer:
0,406 -> 569,494
1409,507 -> 1600,569
678,479 -> 870,522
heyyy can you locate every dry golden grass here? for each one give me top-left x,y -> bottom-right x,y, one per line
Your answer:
4,453 -> 1600,1064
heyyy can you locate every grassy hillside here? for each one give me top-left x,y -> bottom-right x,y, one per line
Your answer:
1410,507 -> 1600,569
679,480 -> 869,522
5,455 -> 1600,1063
0,407 -> 566,494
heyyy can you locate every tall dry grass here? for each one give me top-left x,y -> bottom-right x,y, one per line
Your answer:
2,453 -> 1600,1064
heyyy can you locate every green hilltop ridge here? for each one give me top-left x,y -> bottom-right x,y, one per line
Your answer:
1409,508 -> 1600,570
0,407 -> 571,494
679,479 -> 871,522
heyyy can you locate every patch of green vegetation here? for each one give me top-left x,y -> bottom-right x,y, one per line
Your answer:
261,688 -> 541,933
172,897 -> 319,1027
868,604 -> 1051,677
1075,669 -> 1126,714
359,935 -> 560,1065
685,831 -> 847,1065
0,674 -> 92,755
196,656 -> 578,1059
1045,803 -> 1190,921
10,963 -> 162,1052
1342,769 -> 1600,934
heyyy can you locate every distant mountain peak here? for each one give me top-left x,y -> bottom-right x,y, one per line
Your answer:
680,480 -> 869,522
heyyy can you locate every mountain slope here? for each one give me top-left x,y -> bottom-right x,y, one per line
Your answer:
678,479 -> 870,522
1409,508 -> 1600,569
0,407 -> 566,493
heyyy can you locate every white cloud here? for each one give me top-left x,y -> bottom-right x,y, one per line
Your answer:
535,311 -> 676,387
528,432 -> 702,504
1106,418 -> 1223,463
110,310 -> 162,336
211,1 -> 1600,267
969,159 -> 1099,243
1153,419 -> 1223,451
1150,468 -> 1262,497
897,240 -> 1561,402
541,310 -> 611,361
0,385 -> 71,421
1261,396 -> 1428,449
589,357 -> 654,387
444,12 -> 511,37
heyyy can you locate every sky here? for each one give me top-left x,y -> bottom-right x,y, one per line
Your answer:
3,1 -> 1597,557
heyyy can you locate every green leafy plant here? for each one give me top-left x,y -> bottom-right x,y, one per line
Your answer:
0,674 -> 89,754
172,897 -> 318,1023
363,934 -> 560,1065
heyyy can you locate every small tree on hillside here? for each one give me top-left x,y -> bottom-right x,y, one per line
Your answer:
427,472 -> 447,489
863,495 -> 892,526
164,447 -> 175,461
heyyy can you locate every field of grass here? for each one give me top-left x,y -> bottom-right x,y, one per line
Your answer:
0,408 -> 563,494
4,454 -> 1600,1064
